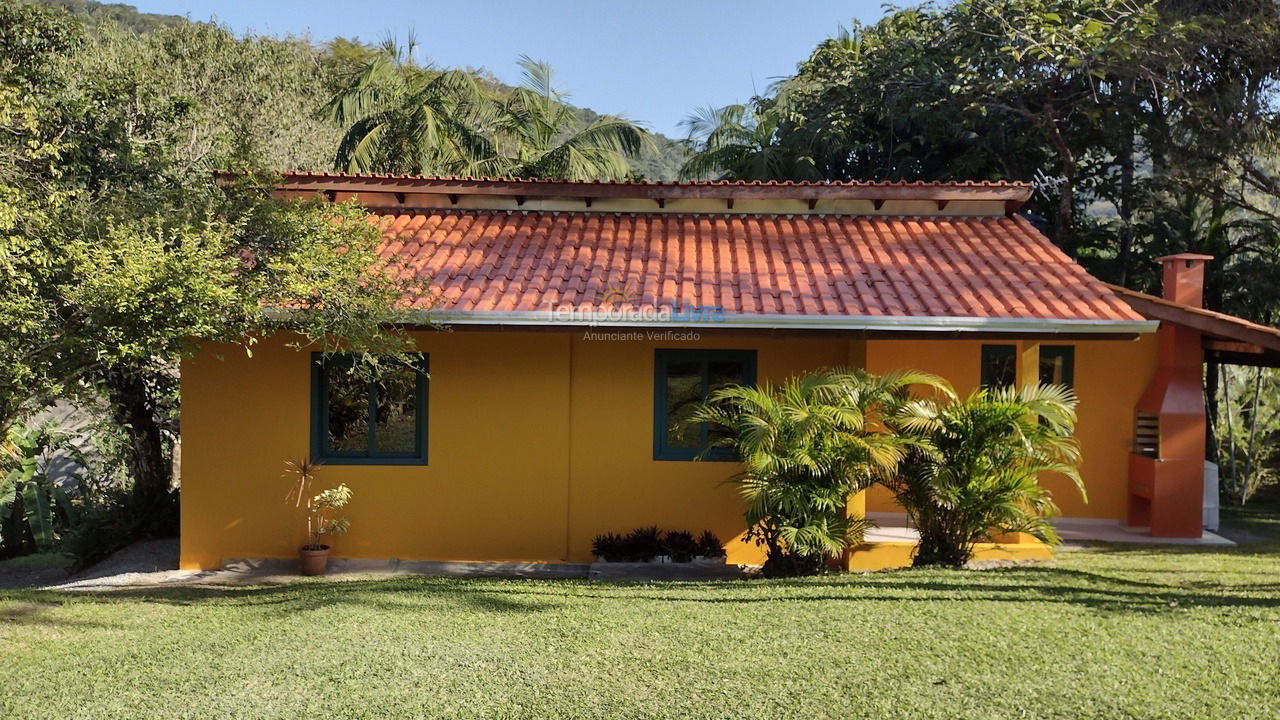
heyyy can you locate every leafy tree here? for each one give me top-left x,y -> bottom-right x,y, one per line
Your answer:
482,56 -> 647,180
326,48 -> 647,180
886,384 -> 1085,567
325,37 -> 493,175
1216,365 -> 1280,505
0,420 -> 76,557
678,103 -> 820,181
1,3 -> 426,535
692,368 -> 951,577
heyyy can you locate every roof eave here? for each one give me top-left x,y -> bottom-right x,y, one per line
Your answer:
415,310 -> 1158,335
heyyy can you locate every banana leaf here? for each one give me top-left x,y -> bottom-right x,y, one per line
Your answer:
23,481 -> 54,551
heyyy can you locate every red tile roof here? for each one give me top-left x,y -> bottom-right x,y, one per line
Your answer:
251,171 -> 1035,209
375,209 -> 1150,332
270,170 -> 1031,189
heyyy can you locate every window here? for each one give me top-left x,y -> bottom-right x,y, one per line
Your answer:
980,345 -> 1017,388
654,349 -> 756,461
1038,346 -> 1075,388
311,354 -> 428,465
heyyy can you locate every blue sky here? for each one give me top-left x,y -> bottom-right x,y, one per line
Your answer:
128,0 -> 888,137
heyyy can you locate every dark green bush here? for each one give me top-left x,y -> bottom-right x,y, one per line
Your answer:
664,530 -> 698,562
696,531 -> 725,559
590,532 -> 624,562
593,527 -> 728,563
63,488 -> 178,570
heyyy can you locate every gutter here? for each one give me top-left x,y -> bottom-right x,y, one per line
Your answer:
414,310 -> 1158,335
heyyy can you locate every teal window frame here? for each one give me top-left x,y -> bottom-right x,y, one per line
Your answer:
980,344 -> 1017,388
1038,345 -> 1075,388
653,349 -> 757,462
310,353 -> 429,465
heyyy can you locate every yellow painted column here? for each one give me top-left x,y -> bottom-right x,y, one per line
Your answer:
998,340 -> 1043,545
844,337 -> 870,570
1017,340 -> 1040,388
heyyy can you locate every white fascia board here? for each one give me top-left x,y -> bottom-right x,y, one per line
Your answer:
416,310 -> 1158,335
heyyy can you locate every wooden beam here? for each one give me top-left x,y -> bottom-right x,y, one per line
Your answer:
268,174 -> 1031,206
1109,283 -> 1280,354
1205,339 -> 1264,354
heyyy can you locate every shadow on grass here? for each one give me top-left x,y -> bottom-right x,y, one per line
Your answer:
4,557 -> 1278,627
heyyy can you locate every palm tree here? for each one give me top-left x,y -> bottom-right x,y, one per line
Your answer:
887,384 -> 1086,568
678,103 -> 821,181
691,368 -> 952,576
323,37 -> 493,175
325,48 -> 647,181
478,56 -> 648,180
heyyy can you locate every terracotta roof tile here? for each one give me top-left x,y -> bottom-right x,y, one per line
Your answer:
377,209 -> 1146,324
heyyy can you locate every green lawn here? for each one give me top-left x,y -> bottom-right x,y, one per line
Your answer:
3,534 -> 1280,719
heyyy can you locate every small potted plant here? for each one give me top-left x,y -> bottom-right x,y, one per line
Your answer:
285,458 -> 352,576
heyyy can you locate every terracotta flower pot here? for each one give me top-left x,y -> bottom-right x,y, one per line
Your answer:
298,545 -> 331,576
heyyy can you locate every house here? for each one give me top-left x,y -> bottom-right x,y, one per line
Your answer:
177,173 -> 1280,570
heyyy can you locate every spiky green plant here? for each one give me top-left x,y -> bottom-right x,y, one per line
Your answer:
325,48 -> 647,181
691,368 -> 952,576
887,384 -> 1085,568
678,103 -> 821,181
323,38 -> 494,175
479,56 -> 648,181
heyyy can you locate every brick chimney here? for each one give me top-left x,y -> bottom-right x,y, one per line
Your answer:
1129,253 -> 1213,537
1159,253 -> 1213,307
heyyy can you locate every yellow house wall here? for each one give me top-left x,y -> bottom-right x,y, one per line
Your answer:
179,330 -> 1157,570
180,331 -> 574,570
863,335 -> 1159,520
179,331 -> 859,569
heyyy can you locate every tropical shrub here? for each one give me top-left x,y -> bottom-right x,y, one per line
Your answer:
0,421 -> 78,557
692,368 -> 951,577
284,458 -> 351,550
620,525 -> 665,562
696,530 -> 725,559
304,485 -> 352,551
663,530 -> 698,562
591,532 -> 625,562
886,384 -> 1085,568
591,527 -> 728,563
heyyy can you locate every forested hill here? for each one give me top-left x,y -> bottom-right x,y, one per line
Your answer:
38,0 -> 185,32
36,0 -> 687,180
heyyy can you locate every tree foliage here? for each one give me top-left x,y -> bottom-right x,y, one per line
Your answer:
0,3 -> 426,531
684,0 -> 1280,321
692,368 -> 952,576
886,384 -> 1085,567
327,46 -> 649,180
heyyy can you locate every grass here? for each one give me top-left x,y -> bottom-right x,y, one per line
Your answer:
3,527 -> 1280,718
0,552 -> 69,572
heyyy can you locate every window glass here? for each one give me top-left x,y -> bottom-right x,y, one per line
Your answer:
1039,346 -> 1075,388
981,345 -> 1017,388
655,350 -> 756,460
374,365 -> 420,453
313,355 -> 428,464
664,360 -> 704,449
326,368 -> 369,453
